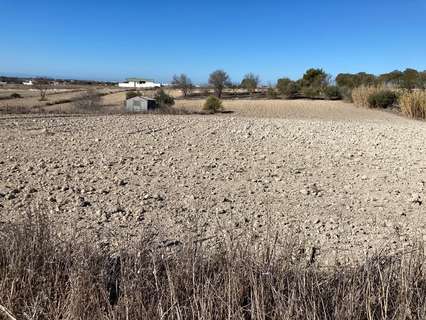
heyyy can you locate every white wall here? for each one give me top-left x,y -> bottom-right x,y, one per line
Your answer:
125,99 -> 148,112
118,81 -> 161,88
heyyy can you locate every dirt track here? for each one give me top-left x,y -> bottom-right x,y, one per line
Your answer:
0,101 -> 425,264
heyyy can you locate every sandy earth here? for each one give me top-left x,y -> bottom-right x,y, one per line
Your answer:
0,101 -> 425,264
0,88 -> 122,110
175,98 -> 404,120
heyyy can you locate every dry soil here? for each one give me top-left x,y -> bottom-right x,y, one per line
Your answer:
0,101 -> 425,264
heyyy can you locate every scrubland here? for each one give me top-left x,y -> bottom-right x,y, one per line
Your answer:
352,86 -> 426,120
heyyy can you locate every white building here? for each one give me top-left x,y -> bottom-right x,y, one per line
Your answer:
118,78 -> 161,89
23,80 -> 33,86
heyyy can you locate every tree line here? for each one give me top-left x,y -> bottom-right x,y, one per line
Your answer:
171,70 -> 266,99
336,69 -> 426,90
172,68 -> 339,100
171,68 -> 426,100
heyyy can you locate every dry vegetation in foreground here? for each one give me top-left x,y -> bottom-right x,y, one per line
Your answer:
1,215 -> 426,320
399,90 -> 426,119
352,86 -> 426,120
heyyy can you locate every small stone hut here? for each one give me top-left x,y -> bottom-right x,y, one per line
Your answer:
125,96 -> 157,112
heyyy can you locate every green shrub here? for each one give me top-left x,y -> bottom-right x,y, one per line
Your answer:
285,82 -> 301,98
277,78 -> 300,98
367,90 -> 398,108
241,73 -> 260,94
301,68 -> 329,89
154,89 -> 175,107
10,93 -> 22,99
276,78 -> 291,93
324,86 -> 342,100
302,87 -> 320,99
266,87 -> 278,99
126,91 -> 141,100
203,96 -> 223,113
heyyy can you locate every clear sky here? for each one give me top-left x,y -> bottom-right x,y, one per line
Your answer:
1,0 -> 425,84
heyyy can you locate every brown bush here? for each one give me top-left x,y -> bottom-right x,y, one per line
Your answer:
1,214 -> 426,320
351,86 -> 382,108
399,90 -> 426,119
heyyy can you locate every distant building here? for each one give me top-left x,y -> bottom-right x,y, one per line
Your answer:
118,78 -> 161,89
23,80 -> 33,86
0,81 -> 7,86
125,96 -> 157,112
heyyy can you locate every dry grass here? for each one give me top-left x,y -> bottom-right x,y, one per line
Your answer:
399,90 -> 426,119
351,86 -> 383,108
1,214 -> 426,320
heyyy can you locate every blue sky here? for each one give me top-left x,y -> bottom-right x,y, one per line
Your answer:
1,0 -> 425,84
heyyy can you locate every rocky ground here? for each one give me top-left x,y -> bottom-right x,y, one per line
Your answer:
0,104 -> 425,264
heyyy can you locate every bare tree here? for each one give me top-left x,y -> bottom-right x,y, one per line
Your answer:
34,78 -> 51,101
241,73 -> 260,95
208,70 -> 230,98
172,74 -> 193,97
